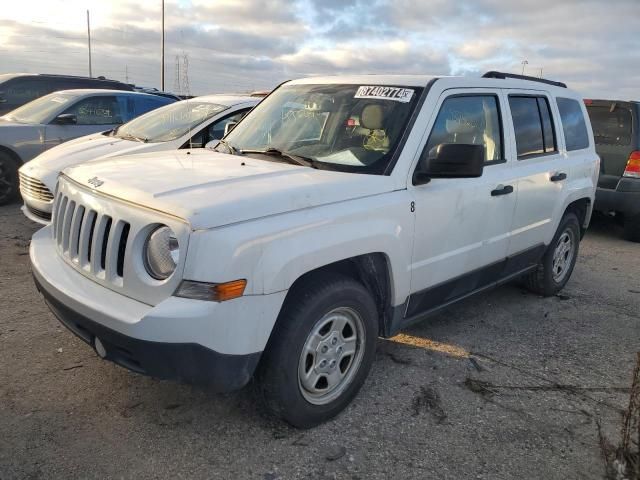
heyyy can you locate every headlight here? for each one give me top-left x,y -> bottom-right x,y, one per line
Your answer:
144,225 -> 179,280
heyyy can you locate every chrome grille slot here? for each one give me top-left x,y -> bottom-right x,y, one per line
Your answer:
61,200 -> 76,253
79,210 -> 97,267
69,205 -> 85,260
55,195 -> 68,248
19,172 -> 54,202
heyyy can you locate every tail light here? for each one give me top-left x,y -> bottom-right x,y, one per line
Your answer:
623,151 -> 640,178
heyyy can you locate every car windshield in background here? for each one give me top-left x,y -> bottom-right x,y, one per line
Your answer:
3,92 -> 75,124
587,105 -> 633,145
222,84 -> 423,174
114,101 -> 227,143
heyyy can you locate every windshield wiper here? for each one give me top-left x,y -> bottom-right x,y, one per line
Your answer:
217,138 -> 239,155
120,133 -> 148,143
240,147 -> 316,168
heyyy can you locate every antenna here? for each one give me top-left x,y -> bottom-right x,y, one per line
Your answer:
173,55 -> 181,94
181,52 -> 190,97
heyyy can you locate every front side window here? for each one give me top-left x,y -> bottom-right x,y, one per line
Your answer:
509,96 -> 557,158
63,96 -> 122,125
114,100 -> 227,143
424,95 -> 503,163
221,83 -> 424,174
586,103 -> 631,146
557,98 -> 589,151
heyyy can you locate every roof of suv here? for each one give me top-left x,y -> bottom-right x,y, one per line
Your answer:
287,72 -> 574,95
48,89 -> 171,98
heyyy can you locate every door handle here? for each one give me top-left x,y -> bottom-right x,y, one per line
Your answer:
491,185 -> 514,196
550,172 -> 567,182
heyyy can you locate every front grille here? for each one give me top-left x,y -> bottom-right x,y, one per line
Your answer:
51,175 -> 189,306
19,172 -> 54,202
26,204 -> 52,221
53,190 -> 130,285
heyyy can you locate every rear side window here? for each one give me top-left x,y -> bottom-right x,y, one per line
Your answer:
586,104 -> 632,146
509,96 -> 557,158
557,98 -> 589,151
133,96 -> 173,116
0,77 -> 53,108
424,95 -> 503,163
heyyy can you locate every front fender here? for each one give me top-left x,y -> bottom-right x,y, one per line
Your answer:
183,191 -> 415,307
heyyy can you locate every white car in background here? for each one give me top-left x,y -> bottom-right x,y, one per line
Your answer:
19,94 -> 260,223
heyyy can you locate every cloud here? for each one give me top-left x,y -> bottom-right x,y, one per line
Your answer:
0,0 -> 638,98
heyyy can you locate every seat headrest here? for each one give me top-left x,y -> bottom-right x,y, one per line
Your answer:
445,118 -> 477,135
361,104 -> 384,130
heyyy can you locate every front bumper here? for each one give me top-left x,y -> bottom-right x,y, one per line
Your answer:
34,274 -> 260,389
21,203 -> 51,224
595,178 -> 640,215
30,227 -> 287,391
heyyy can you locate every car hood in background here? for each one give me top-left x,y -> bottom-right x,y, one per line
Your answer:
19,132 -> 150,189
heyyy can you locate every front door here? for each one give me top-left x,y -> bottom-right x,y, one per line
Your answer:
407,89 -> 517,318
44,95 -> 122,150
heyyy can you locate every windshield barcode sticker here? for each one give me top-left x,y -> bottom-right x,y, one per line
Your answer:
354,86 -> 414,103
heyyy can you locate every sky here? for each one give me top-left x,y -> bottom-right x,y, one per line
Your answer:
0,0 -> 638,98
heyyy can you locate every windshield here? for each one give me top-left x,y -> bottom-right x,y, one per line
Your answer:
4,92 -> 75,124
222,83 -> 423,174
114,100 -> 227,143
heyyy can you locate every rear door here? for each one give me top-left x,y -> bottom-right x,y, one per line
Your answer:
504,91 -> 565,254
586,101 -> 637,188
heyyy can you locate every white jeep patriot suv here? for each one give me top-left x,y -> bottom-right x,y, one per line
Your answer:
30,71 -> 599,428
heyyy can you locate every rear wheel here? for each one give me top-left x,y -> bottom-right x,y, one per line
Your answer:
256,273 -> 378,428
0,152 -> 19,205
623,213 -> 640,243
525,212 -> 580,296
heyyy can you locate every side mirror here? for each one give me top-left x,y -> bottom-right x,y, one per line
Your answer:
204,140 -> 220,150
224,121 -> 238,136
414,143 -> 485,185
53,113 -> 77,125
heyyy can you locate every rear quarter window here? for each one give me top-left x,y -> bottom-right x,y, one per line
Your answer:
586,104 -> 632,146
557,98 -> 590,151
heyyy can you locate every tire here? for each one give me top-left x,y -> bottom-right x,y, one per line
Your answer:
525,212 -> 581,297
0,152 -> 19,206
622,214 -> 640,243
255,273 -> 378,428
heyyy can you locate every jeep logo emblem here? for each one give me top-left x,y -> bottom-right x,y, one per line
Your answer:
88,176 -> 104,188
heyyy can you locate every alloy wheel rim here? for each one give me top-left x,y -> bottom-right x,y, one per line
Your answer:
552,229 -> 575,283
298,306 -> 365,405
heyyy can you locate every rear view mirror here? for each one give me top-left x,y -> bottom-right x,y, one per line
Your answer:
53,113 -> 77,125
224,121 -> 238,136
414,143 -> 484,184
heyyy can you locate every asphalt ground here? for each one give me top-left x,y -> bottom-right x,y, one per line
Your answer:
1,203 -> 639,479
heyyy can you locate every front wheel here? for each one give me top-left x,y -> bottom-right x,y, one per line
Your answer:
0,152 -> 19,205
525,212 -> 581,297
256,274 -> 378,428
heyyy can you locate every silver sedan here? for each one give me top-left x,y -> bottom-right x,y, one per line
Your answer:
0,89 -> 174,204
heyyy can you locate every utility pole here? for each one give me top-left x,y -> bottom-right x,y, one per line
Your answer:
161,0 -> 165,90
521,60 -> 528,75
125,65 -> 129,84
87,10 -> 92,77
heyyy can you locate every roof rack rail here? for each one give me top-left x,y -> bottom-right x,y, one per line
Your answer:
482,71 -> 567,88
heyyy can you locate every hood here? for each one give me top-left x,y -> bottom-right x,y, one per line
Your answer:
19,132 -> 149,189
63,149 -> 395,230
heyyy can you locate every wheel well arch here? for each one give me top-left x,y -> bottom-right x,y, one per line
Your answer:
564,197 -> 592,238
0,145 -> 22,165
282,253 -> 393,337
